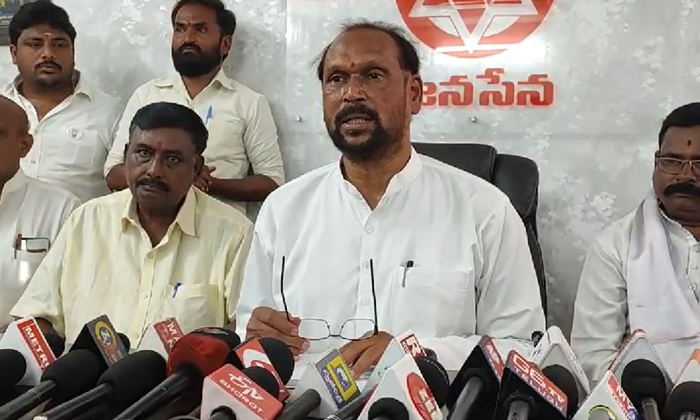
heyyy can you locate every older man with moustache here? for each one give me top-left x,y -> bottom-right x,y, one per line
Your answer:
0,96 -> 79,333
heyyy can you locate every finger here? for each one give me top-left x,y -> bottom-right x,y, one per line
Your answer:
248,321 -> 307,352
339,340 -> 373,366
266,311 -> 301,336
350,344 -> 383,378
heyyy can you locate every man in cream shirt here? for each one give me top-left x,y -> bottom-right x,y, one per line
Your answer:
104,0 -> 284,217
3,1 -> 121,203
572,103 -> 700,382
12,102 -> 254,347
237,21 -> 545,375
0,97 -> 79,332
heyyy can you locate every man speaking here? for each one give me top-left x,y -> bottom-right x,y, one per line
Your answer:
236,21 -> 545,375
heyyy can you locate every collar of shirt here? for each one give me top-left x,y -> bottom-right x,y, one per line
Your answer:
0,169 -> 27,202
4,70 -> 94,102
658,201 -> 699,244
120,187 -> 198,237
153,68 -> 236,95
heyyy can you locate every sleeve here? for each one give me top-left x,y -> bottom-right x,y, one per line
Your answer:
242,95 -> 285,186
11,213 -> 75,337
224,221 -> 255,324
103,89 -> 145,177
58,195 -> 81,229
234,204 -> 277,339
416,202 -> 546,372
570,237 -> 628,384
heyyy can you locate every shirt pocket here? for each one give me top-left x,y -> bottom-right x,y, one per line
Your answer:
205,114 -> 247,166
390,266 -> 476,337
61,127 -> 102,172
14,249 -> 48,285
166,283 -> 221,333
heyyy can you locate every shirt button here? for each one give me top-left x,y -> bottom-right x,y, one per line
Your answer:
147,253 -> 154,259
361,299 -> 370,306
141,293 -> 148,299
694,244 -> 700,252
362,261 -> 370,269
365,226 -> 374,234
692,264 -> 698,270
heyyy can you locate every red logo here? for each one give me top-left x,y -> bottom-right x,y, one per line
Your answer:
155,318 -> 184,354
406,372 -> 441,420
236,340 -> 289,401
480,337 -> 504,378
605,373 -> 638,420
210,365 -> 283,420
396,0 -> 555,59
17,319 -> 55,370
507,351 -> 567,416
400,334 -> 426,358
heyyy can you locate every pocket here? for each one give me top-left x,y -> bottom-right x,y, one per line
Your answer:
391,266 -> 476,337
15,249 -> 48,285
167,284 -> 221,333
63,127 -> 101,171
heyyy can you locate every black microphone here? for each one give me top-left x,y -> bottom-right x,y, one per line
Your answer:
112,327 -> 242,420
621,359 -> 666,420
209,367 -> 280,420
541,365 -> 579,418
0,350 -> 26,395
367,398 -> 409,420
44,334 -> 65,357
0,349 -> 103,420
663,381 -> 700,420
275,390 -> 322,420
34,350 -> 166,420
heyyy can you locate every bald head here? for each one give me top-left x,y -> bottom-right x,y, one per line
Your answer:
0,96 -> 29,135
0,96 -> 33,185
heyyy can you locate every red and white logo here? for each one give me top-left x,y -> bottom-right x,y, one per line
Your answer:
154,318 -> 184,354
508,351 -> 567,416
605,373 -> 637,420
406,372 -> 441,420
211,365 -> 281,420
396,0 -> 555,59
17,319 -> 55,370
480,337 -> 504,378
399,334 -> 426,358
236,340 -> 290,401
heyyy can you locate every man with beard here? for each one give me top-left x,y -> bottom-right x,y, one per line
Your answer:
12,102 -> 254,347
235,21 -> 545,376
572,103 -> 700,382
104,0 -> 284,218
2,0 -> 121,203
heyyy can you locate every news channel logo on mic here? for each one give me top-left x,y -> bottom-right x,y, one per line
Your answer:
316,351 -> 359,407
588,405 -> 618,420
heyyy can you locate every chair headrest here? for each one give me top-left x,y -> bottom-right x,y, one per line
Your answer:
493,154 -> 539,219
412,143 -> 496,181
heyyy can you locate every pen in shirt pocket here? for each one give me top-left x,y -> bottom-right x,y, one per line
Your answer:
401,260 -> 414,287
172,282 -> 182,298
205,105 -> 213,126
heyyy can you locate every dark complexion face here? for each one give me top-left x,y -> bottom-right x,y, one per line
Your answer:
321,29 -> 422,163
10,24 -> 74,89
171,4 -> 231,78
125,127 -> 203,215
0,98 -> 33,184
653,126 -> 700,225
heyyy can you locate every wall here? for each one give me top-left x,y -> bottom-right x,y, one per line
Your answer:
1,0 -> 698,335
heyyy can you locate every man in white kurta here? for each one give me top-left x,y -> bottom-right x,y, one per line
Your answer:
236,22 -> 545,375
572,102 -> 700,382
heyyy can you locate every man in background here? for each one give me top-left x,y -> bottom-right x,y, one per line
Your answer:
0,96 -> 79,333
12,102 -> 253,347
573,103 -> 700,381
104,0 -> 284,217
237,20 -> 545,375
3,0 -> 121,203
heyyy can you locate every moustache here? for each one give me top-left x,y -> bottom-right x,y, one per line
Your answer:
664,182 -> 700,197
177,44 -> 202,54
334,105 -> 379,127
138,178 -> 169,192
35,61 -> 61,71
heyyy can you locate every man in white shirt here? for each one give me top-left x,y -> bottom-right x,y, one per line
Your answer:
572,103 -> 700,382
104,0 -> 284,217
236,21 -> 545,375
0,96 -> 79,332
3,0 -> 121,203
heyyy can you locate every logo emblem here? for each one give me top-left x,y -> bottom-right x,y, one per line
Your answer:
94,321 -> 116,349
395,0 -> 555,58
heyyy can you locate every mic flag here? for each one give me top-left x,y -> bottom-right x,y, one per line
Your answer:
71,315 -> 128,368
138,318 -> 185,359
0,317 -> 58,386
365,331 -> 427,391
235,337 -> 294,401
610,329 -> 672,395
572,370 -> 639,420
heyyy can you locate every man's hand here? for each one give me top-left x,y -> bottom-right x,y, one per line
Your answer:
246,306 -> 309,357
339,331 -> 393,378
194,166 -> 216,193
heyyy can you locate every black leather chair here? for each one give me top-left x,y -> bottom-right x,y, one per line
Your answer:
412,142 -> 547,316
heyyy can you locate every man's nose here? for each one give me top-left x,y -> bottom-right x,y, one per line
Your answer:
147,156 -> 166,178
184,28 -> 198,44
342,76 -> 367,103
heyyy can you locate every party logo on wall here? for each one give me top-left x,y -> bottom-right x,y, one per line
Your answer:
395,0 -> 556,109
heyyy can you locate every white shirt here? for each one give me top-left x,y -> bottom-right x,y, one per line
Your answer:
571,208 -> 700,383
2,73 -> 121,203
0,170 -> 79,331
236,149 -> 545,372
103,70 -> 285,216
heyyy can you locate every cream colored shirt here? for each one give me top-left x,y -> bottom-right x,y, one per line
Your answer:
104,70 -> 285,216
0,170 -> 79,331
571,208 -> 700,383
11,188 -> 254,347
237,149 -> 545,372
3,73 -> 121,203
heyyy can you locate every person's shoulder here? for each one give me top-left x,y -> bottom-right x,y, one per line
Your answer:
590,209 -> 637,254
71,190 -> 129,218
25,178 -> 80,210
195,189 -> 253,232
264,163 -> 337,207
226,78 -> 264,100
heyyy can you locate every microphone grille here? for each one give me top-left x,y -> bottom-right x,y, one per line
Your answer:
168,330 -> 239,376
621,359 -> 667,408
415,357 -> 449,407
243,366 -> 280,397
368,397 -> 409,420
45,333 -> 65,357
0,349 -> 26,391
663,381 -> 700,419
99,350 -> 167,410
542,365 -> 579,415
258,337 -> 295,383
42,349 -> 105,403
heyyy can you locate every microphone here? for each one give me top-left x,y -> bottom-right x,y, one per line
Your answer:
620,359 -> 666,420
0,350 -> 26,395
610,330 -> 671,393
663,381 -> 700,420
139,318 -> 185,359
70,315 -> 129,369
0,318 -> 63,387
571,370 -> 638,420
446,335 -> 504,420
533,326 -> 590,405
542,365 -> 579,417
34,350 -> 166,420
0,350 -> 104,420
203,366 -> 283,420
367,398 -> 409,420
364,331 -> 428,391
112,327 -> 242,420
493,350 -> 569,420
235,337 -> 295,400
674,349 -> 700,384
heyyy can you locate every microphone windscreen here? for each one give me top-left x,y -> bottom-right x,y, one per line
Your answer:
258,338 -> 295,383
663,381 -> 700,419
117,333 -> 131,352
167,329 -> 240,377
41,349 -> 105,402
98,350 -> 167,409
621,359 -> 667,408
45,333 -> 65,357
415,357 -> 449,407
0,349 -> 27,390
244,366 -> 280,397
368,397 -> 409,420
542,365 -> 579,415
